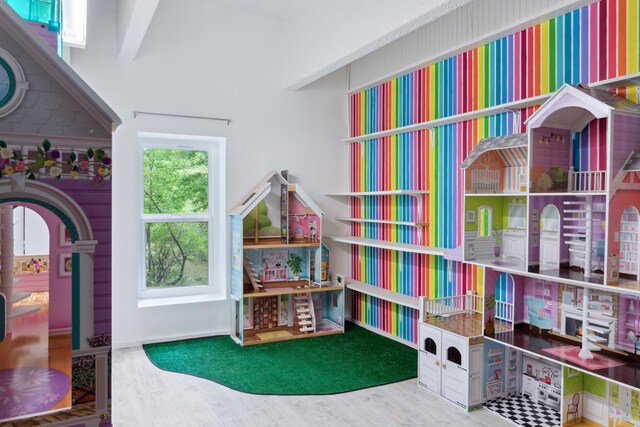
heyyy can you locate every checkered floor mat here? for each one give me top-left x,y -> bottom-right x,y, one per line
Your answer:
484,394 -> 561,427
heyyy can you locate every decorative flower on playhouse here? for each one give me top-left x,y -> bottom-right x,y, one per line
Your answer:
0,139 -> 112,184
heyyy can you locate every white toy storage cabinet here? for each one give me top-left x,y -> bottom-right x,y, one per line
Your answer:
418,322 -> 483,410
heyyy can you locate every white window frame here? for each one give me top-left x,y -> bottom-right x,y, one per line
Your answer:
138,132 -> 225,302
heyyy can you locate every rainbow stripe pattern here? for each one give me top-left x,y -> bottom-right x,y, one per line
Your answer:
347,0 -> 640,344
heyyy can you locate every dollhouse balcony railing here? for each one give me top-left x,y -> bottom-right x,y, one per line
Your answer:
471,170 -> 501,192
420,291 -> 482,319
567,167 -> 606,192
495,300 -> 514,324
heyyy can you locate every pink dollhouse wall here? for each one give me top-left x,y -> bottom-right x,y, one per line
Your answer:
288,194 -> 320,240
611,114 -> 640,174
608,190 -> 640,258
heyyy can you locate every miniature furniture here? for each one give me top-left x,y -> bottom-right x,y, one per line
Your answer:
525,297 -> 554,330
230,171 -> 344,345
567,393 -> 580,423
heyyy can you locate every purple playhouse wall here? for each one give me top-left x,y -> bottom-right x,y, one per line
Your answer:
26,21 -> 57,52
39,178 -> 112,336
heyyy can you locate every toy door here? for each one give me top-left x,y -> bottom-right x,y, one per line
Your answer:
540,204 -> 560,271
420,325 -> 442,395
441,332 -> 469,408
619,206 -> 639,280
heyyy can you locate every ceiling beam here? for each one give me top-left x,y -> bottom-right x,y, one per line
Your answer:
117,0 -> 160,61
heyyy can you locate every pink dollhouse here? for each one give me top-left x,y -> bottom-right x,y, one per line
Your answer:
0,3 -> 119,425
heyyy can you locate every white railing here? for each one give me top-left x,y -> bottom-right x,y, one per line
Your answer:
11,145 -> 112,181
420,291 -> 482,319
495,300 -> 514,324
471,169 -> 500,192
567,167 -> 606,192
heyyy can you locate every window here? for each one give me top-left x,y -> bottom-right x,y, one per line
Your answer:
478,206 -> 492,237
139,133 -> 225,301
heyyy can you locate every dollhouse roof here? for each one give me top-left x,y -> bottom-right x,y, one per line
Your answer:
230,171 -> 323,218
526,83 -> 640,132
460,134 -> 528,169
0,3 -> 121,134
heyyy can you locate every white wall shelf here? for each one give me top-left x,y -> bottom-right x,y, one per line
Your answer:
327,190 -> 428,197
337,217 -> 428,227
341,94 -> 550,143
347,279 -> 420,309
328,235 -> 446,256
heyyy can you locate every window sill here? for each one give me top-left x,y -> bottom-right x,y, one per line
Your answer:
138,293 -> 226,308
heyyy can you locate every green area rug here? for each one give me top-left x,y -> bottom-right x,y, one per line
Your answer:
143,323 -> 417,395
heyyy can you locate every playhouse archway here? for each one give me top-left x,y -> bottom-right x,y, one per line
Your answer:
0,177 -> 97,349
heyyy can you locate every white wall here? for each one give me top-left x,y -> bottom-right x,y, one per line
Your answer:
348,0 -> 592,91
282,0 -> 474,89
69,0 -> 348,348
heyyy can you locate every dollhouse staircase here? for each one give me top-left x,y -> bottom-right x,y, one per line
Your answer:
294,293 -> 316,333
562,196 -> 594,278
611,151 -> 640,198
579,288 -> 603,359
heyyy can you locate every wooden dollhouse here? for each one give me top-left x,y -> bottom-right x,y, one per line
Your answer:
0,2 -> 119,425
230,171 -> 344,345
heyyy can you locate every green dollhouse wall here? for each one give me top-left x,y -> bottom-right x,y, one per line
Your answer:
464,196 -> 527,232
563,369 -> 583,396
464,197 -> 504,232
583,374 -> 607,399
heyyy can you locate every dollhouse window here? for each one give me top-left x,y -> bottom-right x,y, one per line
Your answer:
447,346 -> 462,365
138,133 -> 225,301
0,49 -> 27,118
425,337 -> 437,355
478,206 -> 492,237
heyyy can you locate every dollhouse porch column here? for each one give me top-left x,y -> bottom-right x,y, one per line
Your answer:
0,205 -> 14,332
74,239 -> 98,349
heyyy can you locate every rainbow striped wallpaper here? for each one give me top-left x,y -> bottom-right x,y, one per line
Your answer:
351,293 -> 419,344
346,0 -> 640,345
349,0 -> 640,137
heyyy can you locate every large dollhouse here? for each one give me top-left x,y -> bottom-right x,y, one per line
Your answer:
418,83 -> 640,426
0,3 -> 119,425
229,171 -> 344,345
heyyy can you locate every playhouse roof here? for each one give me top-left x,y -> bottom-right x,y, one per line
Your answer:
526,83 -> 640,132
460,134 -> 528,169
230,171 -> 323,218
0,3 -> 121,135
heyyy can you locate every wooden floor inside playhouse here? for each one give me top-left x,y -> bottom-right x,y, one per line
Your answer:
425,313 -> 511,338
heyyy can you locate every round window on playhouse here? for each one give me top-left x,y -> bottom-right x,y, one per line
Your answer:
0,48 -> 28,118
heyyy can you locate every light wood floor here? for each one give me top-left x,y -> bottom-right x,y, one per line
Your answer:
113,346 -> 514,426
